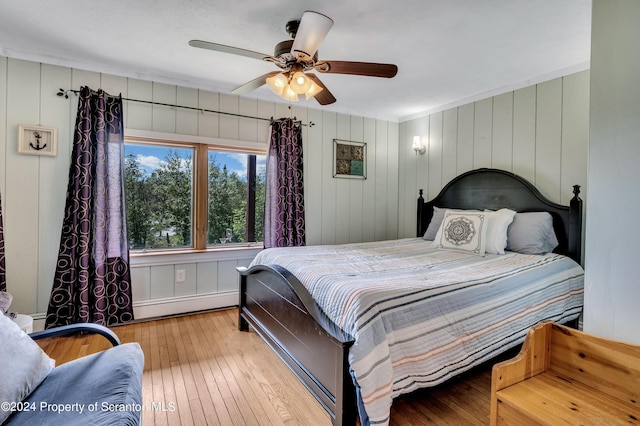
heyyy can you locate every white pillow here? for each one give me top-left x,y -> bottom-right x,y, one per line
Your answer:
0,314 -> 55,423
484,208 -> 517,254
436,211 -> 488,255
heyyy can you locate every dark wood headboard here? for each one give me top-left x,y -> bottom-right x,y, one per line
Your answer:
416,168 -> 583,264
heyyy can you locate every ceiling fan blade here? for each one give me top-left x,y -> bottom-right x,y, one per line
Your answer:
315,60 -> 398,78
291,11 -> 334,61
306,73 -> 336,105
231,71 -> 281,95
189,40 -> 270,61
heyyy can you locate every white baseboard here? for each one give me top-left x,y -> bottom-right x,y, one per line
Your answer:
31,292 -> 239,332
133,291 -> 238,320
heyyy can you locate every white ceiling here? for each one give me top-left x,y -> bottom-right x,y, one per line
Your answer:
0,0 -> 592,122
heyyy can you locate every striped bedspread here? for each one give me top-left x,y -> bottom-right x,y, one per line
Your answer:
250,238 -> 584,425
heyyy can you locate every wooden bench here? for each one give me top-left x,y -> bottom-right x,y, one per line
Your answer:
490,321 -> 640,425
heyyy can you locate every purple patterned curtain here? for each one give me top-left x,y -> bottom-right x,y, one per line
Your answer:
0,191 -> 5,292
46,86 -> 133,328
264,118 -> 306,248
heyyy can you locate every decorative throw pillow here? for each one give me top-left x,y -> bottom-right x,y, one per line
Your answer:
432,207 -> 482,247
0,313 -> 55,423
484,208 -> 517,255
436,211 -> 488,255
506,212 -> 559,254
430,208 -> 482,243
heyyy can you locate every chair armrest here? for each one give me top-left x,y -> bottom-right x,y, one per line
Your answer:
28,323 -> 120,346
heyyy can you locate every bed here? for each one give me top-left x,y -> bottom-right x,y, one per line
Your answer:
237,168 -> 584,425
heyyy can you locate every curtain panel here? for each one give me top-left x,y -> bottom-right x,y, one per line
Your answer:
46,86 -> 133,328
264,118 -> 306,248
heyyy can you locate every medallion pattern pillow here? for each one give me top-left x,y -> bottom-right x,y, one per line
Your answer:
437,211 -> 488,255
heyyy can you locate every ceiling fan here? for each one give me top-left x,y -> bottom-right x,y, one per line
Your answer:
188,11 -> 398,105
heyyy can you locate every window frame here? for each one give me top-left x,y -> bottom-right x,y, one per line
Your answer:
124,129 -> 266,256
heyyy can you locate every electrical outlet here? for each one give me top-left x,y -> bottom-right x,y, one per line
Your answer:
175,269 -> 186,283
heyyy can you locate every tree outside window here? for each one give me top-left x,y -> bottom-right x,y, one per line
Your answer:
123,141 -> 265,252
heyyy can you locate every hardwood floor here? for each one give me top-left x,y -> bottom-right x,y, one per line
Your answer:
37,309 -> 511,425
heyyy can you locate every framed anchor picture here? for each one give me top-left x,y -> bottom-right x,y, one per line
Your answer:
18,125 -> 58,157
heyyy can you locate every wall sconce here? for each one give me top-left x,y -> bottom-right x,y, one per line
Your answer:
412,136 -> 426,155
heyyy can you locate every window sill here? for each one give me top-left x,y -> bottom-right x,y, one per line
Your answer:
129,244 -> 264,267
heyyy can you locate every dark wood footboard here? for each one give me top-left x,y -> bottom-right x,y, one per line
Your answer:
237,264 -> 357,425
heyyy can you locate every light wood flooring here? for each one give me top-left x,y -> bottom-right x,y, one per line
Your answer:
37,308 -> 512,425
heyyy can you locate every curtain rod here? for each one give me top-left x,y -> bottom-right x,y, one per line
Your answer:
56,88 -> 314,127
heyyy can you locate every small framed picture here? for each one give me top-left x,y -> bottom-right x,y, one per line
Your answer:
333,139 -> 366,179
18,125 -> 58,157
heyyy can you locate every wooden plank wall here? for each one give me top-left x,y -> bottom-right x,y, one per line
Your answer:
0,55 -> 587,319
398,70 -> 590,238
0,56 -> 398,317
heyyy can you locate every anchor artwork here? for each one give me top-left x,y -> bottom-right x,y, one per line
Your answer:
18,125 -> 58,156
30,131 -> 47,151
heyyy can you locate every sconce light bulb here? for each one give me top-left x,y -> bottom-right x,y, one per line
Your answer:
412,136 -> 426,155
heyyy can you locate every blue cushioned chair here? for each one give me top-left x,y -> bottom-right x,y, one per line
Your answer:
1,321 -> 144,426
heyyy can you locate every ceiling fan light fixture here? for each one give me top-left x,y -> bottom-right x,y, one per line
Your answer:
289,71 -> 313,94
266,73 -> 288,96
304,79 -> 323,100
281,85 -> 299,102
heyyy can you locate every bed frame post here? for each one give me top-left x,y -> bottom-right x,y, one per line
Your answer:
237,267 -> 249,331
416,189 -> 425,237
568,185 -> 583,265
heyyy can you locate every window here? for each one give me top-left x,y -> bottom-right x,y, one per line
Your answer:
207,151 -> 265,245
123,136 -> 265,252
